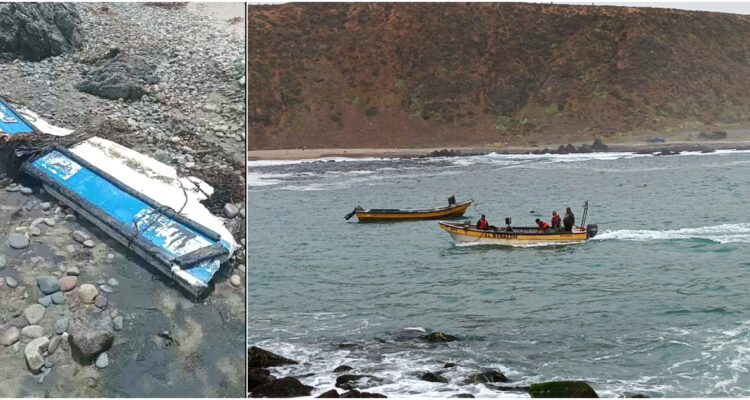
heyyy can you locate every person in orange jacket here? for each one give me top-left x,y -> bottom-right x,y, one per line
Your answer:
476,215 -> 489,230
536,218 -> 551,233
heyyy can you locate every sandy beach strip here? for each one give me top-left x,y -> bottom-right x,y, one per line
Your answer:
248,139 -> 750,161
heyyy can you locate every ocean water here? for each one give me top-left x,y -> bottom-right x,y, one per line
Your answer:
248,150 -> 750,397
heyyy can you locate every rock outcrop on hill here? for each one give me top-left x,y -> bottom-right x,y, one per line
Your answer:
249,3 -> 750,149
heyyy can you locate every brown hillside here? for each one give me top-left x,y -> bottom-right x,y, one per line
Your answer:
248,3 -> 750,150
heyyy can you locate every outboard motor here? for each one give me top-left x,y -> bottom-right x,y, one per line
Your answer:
586,224 -> 598,238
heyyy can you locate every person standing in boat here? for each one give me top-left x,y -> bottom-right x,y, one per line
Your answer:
448,192 -> 456,206
536,218 -> 551,233
551,211 -> 562,232
477,215 -> 489,230
563,207 -> 575,232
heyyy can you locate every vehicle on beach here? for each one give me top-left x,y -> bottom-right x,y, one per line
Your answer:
439,201 -> 598,245
345,200 -> 472,222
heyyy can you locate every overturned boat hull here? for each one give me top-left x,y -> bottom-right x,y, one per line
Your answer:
22,138 -> 235,297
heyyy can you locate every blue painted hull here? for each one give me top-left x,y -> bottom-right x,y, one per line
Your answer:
23,149 -> 231,296
0,98 -> 34,135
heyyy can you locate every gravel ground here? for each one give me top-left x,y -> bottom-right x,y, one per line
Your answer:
0,3 -> 245,397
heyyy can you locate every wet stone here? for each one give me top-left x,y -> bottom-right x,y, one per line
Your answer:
21,325 -> 44,339
38,295 -> 52,307
83,240 -> 95,248
77,284 -> 98,304
94,295 -> 108,309
40,202 -> 52,211
223,203 -> 239,218
95,352 -> 109,368
29,226 -> 42,236
8,233 -> 30,249
20,187 -> 33,195
43,218 -> 56,227
24,337 -> 49,374
0,326 -> 20,346
44,355 -> 55,368
37,276 -> 60,294
71,231 -> 90,244
51,291 -> 66,305
106,278 -> 119,287
65,267 -> 80,276
59,276 -> 77,291
6,277 -> 18,288
24,304 -> 46,324
230,274 -> 241,287
99,284 -> 113,293
112,316 -> 124,331
48,335 -> 62,354
54,318 -> 69,334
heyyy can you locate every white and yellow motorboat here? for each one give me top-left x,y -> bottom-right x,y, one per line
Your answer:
439,201 -> 597,245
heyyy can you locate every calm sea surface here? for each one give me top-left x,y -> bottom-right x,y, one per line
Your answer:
248,150 -> 750,397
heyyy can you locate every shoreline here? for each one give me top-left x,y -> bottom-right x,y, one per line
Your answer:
248,139 -> 750,161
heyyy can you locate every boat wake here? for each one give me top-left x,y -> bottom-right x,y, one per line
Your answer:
594,223 -> 750,244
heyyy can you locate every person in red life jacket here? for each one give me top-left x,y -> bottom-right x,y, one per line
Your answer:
476,215 -> 489,230
551,211 -> 562,232
536,218 -> 551,233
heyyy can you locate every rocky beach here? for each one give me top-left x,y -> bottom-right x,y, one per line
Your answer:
1,3 -> 245,397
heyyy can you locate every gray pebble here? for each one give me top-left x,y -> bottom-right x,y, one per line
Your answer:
44,356 -> 54,368
223,203 -> 239,218
40,202 -> 52,211
106,278 -> 119,287
99,284 -> 113,293
6,277 -> 18,288
38,295 -> 52,307
112,316 -> 124,331
51,291 -> 65,305
20,187 -> 33,195
95,352 -> 109,368
53,318 -> 69,334
83,240 -> 95,248
7,233 -> 29,249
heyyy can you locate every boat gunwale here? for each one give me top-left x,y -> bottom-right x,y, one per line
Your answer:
358,200 -> 472,215
438,221 -> 588,237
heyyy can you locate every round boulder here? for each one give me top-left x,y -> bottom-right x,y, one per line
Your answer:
77,284 -> 98,304
37,276 -> 60,294
68,312 -> 114,361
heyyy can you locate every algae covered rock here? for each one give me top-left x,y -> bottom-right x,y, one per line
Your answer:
529,381 -> 598,398
420,332 -> 459,343
250,376 -> 313,398
248,346 -> 299,368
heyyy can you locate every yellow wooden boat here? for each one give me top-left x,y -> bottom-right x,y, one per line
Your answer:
439,201 -> 597,245
346,200 -> 472,222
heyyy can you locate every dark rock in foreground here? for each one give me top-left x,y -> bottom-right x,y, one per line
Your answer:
464,370 -> 510,384
317,389 -> 341,398
248,346 -> 299,368
340,389 -> 387,398
0,3 -> 79,60
248,368 -> 275,391
529,381 -> 598,398
420,332 -> 459,342
76,58 -> 159,101
335,374 -> 379,389
334,365 -> 354,373
251,376 -> 313,398
421,372 -> 449,383
68,312 -> 114,362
